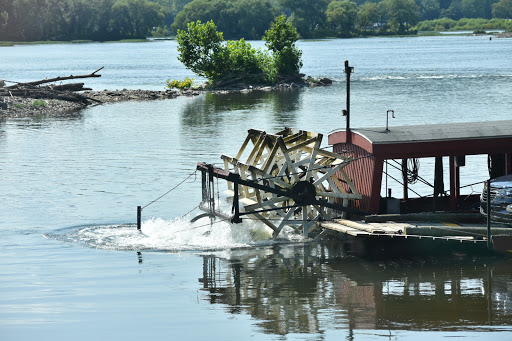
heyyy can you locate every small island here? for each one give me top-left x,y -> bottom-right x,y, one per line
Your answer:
1,16 -> 337,119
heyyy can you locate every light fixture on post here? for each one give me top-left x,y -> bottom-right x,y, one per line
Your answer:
386,110 -> 395,131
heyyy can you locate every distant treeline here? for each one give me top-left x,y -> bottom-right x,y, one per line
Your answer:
1,0 -> 512,42
0,0 -> 168,41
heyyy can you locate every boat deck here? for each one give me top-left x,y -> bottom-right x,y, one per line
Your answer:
319,219 -> 512,257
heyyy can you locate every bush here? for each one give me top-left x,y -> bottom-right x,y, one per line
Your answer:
414,18 -> 512,32
226,40 -> 262,75
263,15 -> 303,76
176,20 -> 227,82
152,26 -> 172,37
176,16 -> 303,86
31,100 -> 46,107
166,77 -> 194,90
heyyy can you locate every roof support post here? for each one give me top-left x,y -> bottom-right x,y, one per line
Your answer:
506,152 -> 511,175
449,156 -> 460,211
402,159 -> 408,201
372,159 -> 384,213
433,157 -> 444,212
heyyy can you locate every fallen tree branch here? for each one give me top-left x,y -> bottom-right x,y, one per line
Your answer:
0,86 -> 102,104
4,67 -> 103,89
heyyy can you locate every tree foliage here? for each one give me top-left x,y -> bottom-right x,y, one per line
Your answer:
176,20 -> 227,81
0,0 -> 167,41
1,0 -> 511,43
381,0 -> 420,34
493,0 -> 512,18
277,0 -> 331,38
414,17 -> 512,31
356,2 -> 384,32
263,15 -> 303,75
172,0 -> 278,39
418,0 -> 442,20
326,0 -> 359,36
176,16 -> 302,86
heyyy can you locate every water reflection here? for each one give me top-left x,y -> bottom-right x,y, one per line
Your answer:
1,113 -> 85,132
198,244 -> 512,335
180,88 -> 302,130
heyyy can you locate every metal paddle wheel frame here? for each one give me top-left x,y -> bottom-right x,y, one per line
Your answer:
197,128 -> 362,239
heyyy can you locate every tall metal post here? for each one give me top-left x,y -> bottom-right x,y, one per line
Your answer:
231,175 -> 242,223
201,170 -> 207,203
137,206 -> 142,231
344,60 -> 353,140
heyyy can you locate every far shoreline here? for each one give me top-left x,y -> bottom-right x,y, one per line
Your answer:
2,30 -> 511,47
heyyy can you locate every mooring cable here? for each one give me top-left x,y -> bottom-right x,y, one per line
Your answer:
181,204 -> 200,219
142,170 -> 197,210
172,217 -> 232,234
389,159 -> 432,188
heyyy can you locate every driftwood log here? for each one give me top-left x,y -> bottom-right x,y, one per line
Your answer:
0,67 -> 104,104
4,67 -> 103,89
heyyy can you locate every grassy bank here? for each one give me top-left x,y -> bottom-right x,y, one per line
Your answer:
414,18 -> 512,33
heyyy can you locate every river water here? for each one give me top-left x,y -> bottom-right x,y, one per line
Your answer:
1,36 -> 512,340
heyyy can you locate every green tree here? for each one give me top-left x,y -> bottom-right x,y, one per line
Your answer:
356,2 -> 384,32
418,0 -> 441,20
263,15 -> 302,75
176,20 -> 228,81
172,0 -> 278,39
277,0 -> 331,38
493,0 -> 512,18
381,0 -> 419,34
176,17 -> 302,85
90,0 -> 120,41
112,0 -> 166,39
438,0 -> 452,10
7,0 -> 43,40
0,0 -> 168,42
172,0 -> 222,34
177,21 -> 272,84
326,0 -> 358,36
153,0 -> 193,26
224,0 -> 279,40
224,39 -> 271,83
441,0 -> 463,19
461,0 -> 487,18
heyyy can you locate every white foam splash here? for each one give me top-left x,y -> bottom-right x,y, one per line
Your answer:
46,216 -> 305,251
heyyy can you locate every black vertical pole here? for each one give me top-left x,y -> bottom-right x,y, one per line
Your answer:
231,175 -> 242,223
402,159 -> 408,201
486,180 -> 492,249
201,170 -> 207,203
208,164 -> 215,214
344,60 -> 351,136
137,206 -> 142,231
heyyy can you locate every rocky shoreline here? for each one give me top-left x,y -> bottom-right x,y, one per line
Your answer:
0,77 -> 331,120
0,89 -> 187,119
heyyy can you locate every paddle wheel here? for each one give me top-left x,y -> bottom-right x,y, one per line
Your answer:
196,128 -> 362,239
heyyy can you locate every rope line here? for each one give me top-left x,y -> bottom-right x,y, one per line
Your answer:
172,217 -> 232,233
389,159 -> 432,188
181,204 -> 200,219
142,171 -> 197,209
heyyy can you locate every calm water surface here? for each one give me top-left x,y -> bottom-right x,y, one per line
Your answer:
1,36 -> 512,340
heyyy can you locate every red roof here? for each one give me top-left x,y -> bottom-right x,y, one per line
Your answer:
328,120 -> 512,159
